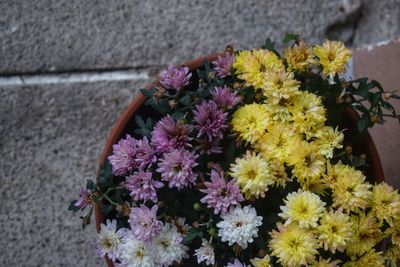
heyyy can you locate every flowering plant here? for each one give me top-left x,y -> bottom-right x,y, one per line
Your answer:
70,35 -> 400,267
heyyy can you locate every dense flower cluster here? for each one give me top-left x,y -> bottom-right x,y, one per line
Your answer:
71,38 -> 400,267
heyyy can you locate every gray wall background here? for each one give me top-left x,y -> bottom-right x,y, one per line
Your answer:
1,0 -> 400,266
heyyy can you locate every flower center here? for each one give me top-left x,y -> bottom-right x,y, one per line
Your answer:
247,169 -> 257,180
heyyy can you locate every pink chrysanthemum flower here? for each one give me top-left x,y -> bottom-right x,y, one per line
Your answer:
193,100 -> 228,141
108,134 -> 137,176
211,85 -> 241,110
74,188 -> 93,210
196,139 -> 223,155
200,169 -> 244,214
212,53 -> 234,78
156,149 -> 198,190
125,171 -> 164,203
134,137 -> 157,169
159,64 -> 192,91
151,115 -> 193,154
128,204 -> 163,242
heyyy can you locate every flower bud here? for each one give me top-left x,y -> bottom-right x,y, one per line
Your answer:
208,227 -> 217,237
193,202 -> 201,211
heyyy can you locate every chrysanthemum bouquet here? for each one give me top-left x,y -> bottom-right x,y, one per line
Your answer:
70,35 -> 400,267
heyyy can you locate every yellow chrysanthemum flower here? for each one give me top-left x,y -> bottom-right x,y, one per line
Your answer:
255,122 -> 300,163
317,208 -> 352,253
232,103 -> 270,144
288,141 -> 326,183
386,218 -> 400,247
310,257 -> 341,267
269,159 -> 289,188
343,249 -> 385,267
299,175 -> 329,196
313,40 -> 351,77
230,151 -> 274,199
284,41 -> 314,72
385,244 -> 400,267
262,71 -> 301,104
313,126 -> 344,158
269,222 -> 319,267
264,97 -> 294,122
330,165 -> 372,212
345,212 -> 382,257
323,161 -> 351,188
279,189 -> 326,228
250,255 -> 271,267
290,91 -> 326,138
233,49 -> 285,89
370,183 -> 400,226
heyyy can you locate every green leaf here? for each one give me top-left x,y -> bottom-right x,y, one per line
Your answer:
354,81 -> 373,98
68,200 -> 80,212
182,229 -> 203,245
179,95 -> 192,106
370,79 -> 384,92
261,38 -> 276,51
139,88 -> 153,98
370,93 -> 381,107
134,128 -> 152,139
86,179 -> 97,191
283,33 -> 300,44
152,99 -> 170,114
101,204 -> 114,217
171,111 -> 184,121
97,161 -> 114,190
357,115 -> 370,132
391,93 -> 400,99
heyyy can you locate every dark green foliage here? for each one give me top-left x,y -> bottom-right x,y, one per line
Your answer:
97,161 -> 114,191
134,115 -> 154,138
282,33 -> 300,44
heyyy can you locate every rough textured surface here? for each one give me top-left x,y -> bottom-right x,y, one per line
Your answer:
0,81 -> 146,266
3,0 -> 399,74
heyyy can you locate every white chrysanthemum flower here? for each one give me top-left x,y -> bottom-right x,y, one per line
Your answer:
194,239 -> 215,265
118,232 -> 155,267
172,217 -> 191,235
217,205 -> 263,249
151,223 -> 189,266
96,219 -> 126,262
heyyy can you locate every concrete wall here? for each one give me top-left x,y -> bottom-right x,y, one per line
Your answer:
1,1 -> 400,266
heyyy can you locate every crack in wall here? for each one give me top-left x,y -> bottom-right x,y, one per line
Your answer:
325,0 -> 364,46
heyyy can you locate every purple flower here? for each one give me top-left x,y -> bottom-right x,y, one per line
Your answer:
196,139 -> 223,155
159,64 -> 192,91
211,85 -> 241,109
151,115 -> 192,153
212,53 -> 234,78
200,169 -> 244,215
74,188 -> 93,210
226,259 -> 249,267
108,134 -> 137,176
125,171 -> 164,203
128,204 -> 162,242
193,100 -> 228,141
156,149 -> 198,190
134,137 -> 157,169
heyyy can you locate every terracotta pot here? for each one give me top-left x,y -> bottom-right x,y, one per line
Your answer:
95,53 -> 384,267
